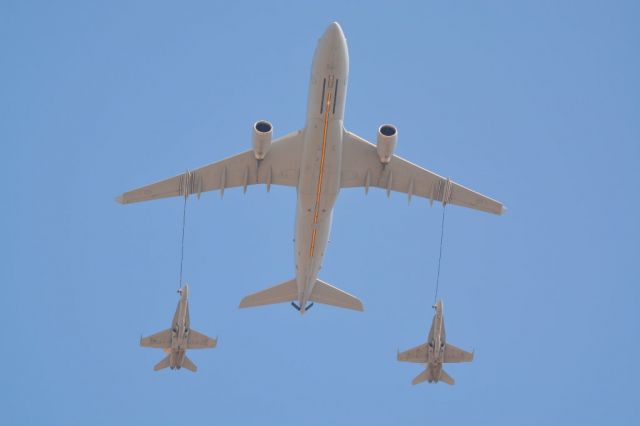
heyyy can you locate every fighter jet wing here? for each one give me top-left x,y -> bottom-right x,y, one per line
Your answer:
116,130 -> 304,204
187,329 -> 217,349
140,329 -> 172,348
340,131 -> 505,215
444,343 -> 474,363
397,343 -> 429,363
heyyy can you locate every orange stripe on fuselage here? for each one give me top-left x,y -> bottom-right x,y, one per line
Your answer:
309,89 -> 332,258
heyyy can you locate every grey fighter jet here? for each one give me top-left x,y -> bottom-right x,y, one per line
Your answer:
140,284 -> 217,372
397,300 -> 473,385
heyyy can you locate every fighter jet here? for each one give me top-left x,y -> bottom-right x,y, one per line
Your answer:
397,300 -> 473,385
117,22 -> 504,315
140,284 -> 217,372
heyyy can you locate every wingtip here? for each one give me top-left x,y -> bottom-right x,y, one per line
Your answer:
115,195 -> 125,204
500,205 -> 508,215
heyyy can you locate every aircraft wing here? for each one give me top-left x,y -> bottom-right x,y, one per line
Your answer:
397,343 -> 429,363
187,329 -> 217,349
340,131 -> 505,215
444,343 -> 474,363
116,130 -> 304,204
140,329 -> 172,348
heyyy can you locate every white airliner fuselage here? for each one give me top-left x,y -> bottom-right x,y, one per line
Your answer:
294,22 -> 348,313
117,22 -> 504,315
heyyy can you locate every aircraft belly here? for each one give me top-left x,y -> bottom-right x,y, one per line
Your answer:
294,119 -> 342,303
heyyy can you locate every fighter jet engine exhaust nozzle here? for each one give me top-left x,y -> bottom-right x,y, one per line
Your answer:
252,120 -> 273,160
376,124 -> 397,164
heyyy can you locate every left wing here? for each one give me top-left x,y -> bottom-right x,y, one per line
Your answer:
340,131 -> 505,215
117,130 -> 304,204
187,329 -> 217,349
397,343 -> 429,363
140,329 -> 172,348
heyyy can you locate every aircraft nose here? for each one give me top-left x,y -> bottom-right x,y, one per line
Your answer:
324,21 -> 345,44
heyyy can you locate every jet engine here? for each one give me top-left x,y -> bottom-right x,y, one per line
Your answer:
376,124 -> 397,164
252,120 -> 273,160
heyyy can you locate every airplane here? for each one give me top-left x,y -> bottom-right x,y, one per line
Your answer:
397,300 -> 473,385
117,22 -> 505,315
140,284 -> 217,372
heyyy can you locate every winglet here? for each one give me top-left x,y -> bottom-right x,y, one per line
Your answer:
501,205 -> 508,215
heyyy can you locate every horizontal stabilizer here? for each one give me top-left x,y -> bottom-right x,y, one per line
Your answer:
411,368 -> 433,385
411,368 -> 455,385
239,279 -> 298,308
309,279 -> 363,311
153,356 -> 171,371
439,369 -> 455,385
182,356 -> 197,372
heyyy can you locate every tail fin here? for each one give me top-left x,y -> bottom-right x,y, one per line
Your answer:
309,279 -> 363,311
239,278 -> 364,312
153,356 -> 171,371
410,368 -> 455,385
439,369 -> 455,385
181,356 -> 197,372
239,279 -> 298,308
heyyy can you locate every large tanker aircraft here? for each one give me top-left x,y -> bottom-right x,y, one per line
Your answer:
117,22 -> 504,315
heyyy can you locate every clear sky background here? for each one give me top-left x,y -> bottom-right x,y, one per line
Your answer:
2,1 -> 639,425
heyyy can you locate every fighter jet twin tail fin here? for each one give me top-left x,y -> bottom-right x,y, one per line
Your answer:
238,278 -> 363,312
412,368 -> 455,386
153,355 -> 198,372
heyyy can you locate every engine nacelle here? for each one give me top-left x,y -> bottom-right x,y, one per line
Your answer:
376,124 -> 397,164
252,120 -> 273,160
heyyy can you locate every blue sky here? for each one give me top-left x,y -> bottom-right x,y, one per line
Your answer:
2,1 -> 639,425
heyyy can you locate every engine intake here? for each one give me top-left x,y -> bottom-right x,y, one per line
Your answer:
252,120 -> 273,160
376,124 -> 397,164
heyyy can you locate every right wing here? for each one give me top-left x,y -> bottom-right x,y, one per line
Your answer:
117,130 -> 304,204
397,343 -> 429,363
187,329 -> 217,349
444,343 -> 474,363
340,131 -> 505,215
140,329 -> 172,348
